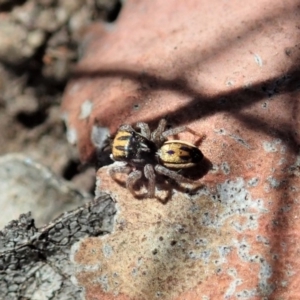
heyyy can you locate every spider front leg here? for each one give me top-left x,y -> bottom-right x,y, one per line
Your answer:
126,170 -> 143,196
136,122 -> 151,139
151,119 -> 167,144
154,164 -> 194,184
162,124 -> 206,145
144,164 -> 156,198
162,125 -> 195,139
118,124 -> 135,132
151,119 -> 206,145
109,163 -> 131,177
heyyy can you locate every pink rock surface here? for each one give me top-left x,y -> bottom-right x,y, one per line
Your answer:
63,0 -> 300,299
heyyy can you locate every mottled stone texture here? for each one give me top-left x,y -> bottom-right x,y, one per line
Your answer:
62,0 -> 300,299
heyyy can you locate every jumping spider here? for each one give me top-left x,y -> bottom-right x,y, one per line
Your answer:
109,119 -> 204,198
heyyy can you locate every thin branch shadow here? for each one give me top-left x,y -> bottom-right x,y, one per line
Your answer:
73,65 -> 300,155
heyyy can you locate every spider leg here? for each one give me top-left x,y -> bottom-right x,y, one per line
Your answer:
162,125 -> 206,144
144,164 -> 156,198
109,164 -> 143,196
119,124 -> 135,132
136,122 -> 151,139
109,163 -> 131,177
126,170 -> 143,195
154,164 -> 193,184
151,119 -> 167,144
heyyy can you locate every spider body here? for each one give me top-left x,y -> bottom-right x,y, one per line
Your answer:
109,119 -> 204,198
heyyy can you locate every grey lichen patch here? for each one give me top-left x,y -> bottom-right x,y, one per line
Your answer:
248,177 -> 259,187
218,245 -> 232,258
213,128 -> 250,148
228,134 -> 251,149
91,125 -> 111,167
97,274 -> 110,292
226,79 -> 235,86
102,243 -> 113,258
132,103 -> 141,111
262,139 -> 281,153
66,126 -> 78,145
208,178 -> 264,231
62,113 -> 78,145
225,268 -> 242,299
256,235 -> 270,245
210,163 -> 219,173
79,99 -> 93,119
258,258 -> 274,296
214,128 -> 226,135
288,153 -> 300,177
280,144 -> 287,154
267,176 -> 283,189
91,125 -> 110,149
75,178 -> 264,299
253,53 -> 263,67
236,289 -> 258,298
233,239 -> 274,297
221,162 -> 230,174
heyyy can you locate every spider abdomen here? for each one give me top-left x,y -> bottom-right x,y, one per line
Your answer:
157,140 -> 203,169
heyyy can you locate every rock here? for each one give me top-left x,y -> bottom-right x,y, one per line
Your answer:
0,154 -> 93,228
61,0 -> 300,299
0,21 -> 37,64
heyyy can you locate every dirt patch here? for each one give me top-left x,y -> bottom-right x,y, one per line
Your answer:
0,0 -> 122,194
